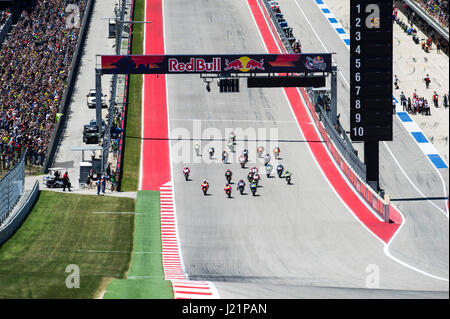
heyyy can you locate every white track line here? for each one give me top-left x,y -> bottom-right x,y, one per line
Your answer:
383,142 -> 448,217
138,0 -> 148,191
162,0 -> 219,298
305,0 -> 449,218
256,0 -> 448,282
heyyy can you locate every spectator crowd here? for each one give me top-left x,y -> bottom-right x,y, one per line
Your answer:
0,0 -> 86,171
414,0 -> 449,28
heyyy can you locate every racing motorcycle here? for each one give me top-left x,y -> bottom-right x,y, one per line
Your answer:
277,164 -> 284,178
285,171 -> 292,184
253,173 -> 261,186
265,163 -> 273,178
263,153 -> 271,165
222,151 -> 229,163
201,182 -> 209,195
250,182 -> 257,196
273,147 -> 280,160
224,184 -> 232,198
227,139 -> 235,153
239,155 -> 246,168
183,167 -> 190,181
242,149 -> 249,163
257,146 -> 264,158
237,180 -> 245,195
225,170 -> 232,183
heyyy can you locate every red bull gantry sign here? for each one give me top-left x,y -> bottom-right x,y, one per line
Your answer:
100,54 -> 332,74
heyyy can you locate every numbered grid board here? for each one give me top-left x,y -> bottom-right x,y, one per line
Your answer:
350,0 -> 393,141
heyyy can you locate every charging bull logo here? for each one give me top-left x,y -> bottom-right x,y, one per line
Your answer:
224,56 -> 265,72
305,56 -> 327,71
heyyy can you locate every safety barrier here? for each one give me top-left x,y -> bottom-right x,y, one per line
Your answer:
307,89 -> 366,180
260,0 -> 366,181
102,0 -> 129,173
0,181 -> 39,247
0,152 -> 25,225
260,0 -> 390,222
43,0 -> 95,173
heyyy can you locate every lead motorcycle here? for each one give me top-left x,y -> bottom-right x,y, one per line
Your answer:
201,181 -> 209,195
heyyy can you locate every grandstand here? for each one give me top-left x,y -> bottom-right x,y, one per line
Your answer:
415,0 -> 449,28
397,0 -> 449,55
0,0 -> 87,171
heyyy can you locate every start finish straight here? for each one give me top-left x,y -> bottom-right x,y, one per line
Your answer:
170,120 -> 279,164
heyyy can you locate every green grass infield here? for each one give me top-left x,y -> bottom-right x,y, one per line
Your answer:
0,191 -> 135,299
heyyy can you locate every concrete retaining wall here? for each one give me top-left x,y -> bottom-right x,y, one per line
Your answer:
0,181 -> 39,247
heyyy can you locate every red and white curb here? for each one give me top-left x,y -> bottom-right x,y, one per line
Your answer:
171,280 -> 220,299
160,181 -> 220,299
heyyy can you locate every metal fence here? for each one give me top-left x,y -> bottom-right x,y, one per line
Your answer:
102,0 -> 128,172
305,88 -> 366,180
260,0 -> 391,222
261,0 -> 366,181
0,152 -> 25,225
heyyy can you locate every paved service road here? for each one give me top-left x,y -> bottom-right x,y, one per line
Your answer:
53,0 -> 114,187
159,0 -> 448,298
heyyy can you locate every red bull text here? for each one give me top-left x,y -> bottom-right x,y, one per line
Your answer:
168,58 -> 221,72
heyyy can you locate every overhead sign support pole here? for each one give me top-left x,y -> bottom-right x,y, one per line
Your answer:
330,64 -> 338,126
95,68 -> 103,173
350,0 -> 393,191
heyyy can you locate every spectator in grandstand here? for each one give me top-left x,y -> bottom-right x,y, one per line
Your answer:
414,0 -> 449,28
0,0 -> 87,169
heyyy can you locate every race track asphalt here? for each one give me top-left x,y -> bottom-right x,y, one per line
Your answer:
158,0 -> 448,298
280,0 -> 448,282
